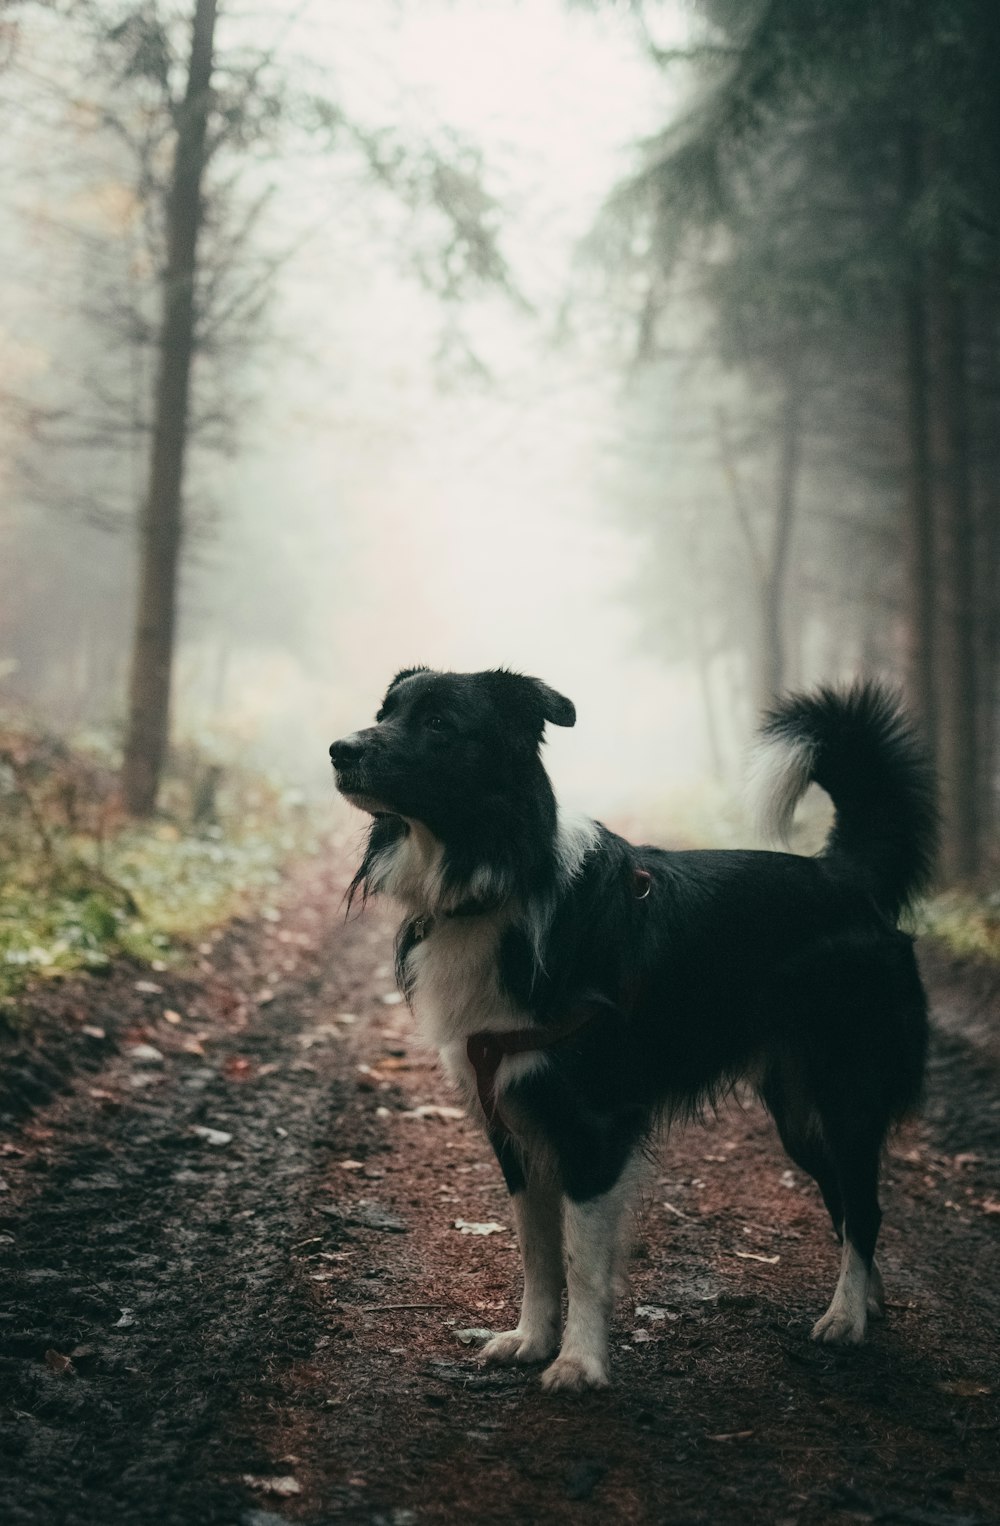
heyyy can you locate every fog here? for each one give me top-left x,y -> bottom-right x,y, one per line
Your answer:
1,0 -> 997,873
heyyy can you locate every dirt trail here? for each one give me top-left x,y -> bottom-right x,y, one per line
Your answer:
0,855 -> 998,1526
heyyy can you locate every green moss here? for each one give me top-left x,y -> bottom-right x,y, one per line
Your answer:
916,890 -> 1000,964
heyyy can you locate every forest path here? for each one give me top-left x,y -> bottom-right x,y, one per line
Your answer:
1,853 -> 998,1526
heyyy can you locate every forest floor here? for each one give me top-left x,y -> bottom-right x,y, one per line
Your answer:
0,850 -> 998,1526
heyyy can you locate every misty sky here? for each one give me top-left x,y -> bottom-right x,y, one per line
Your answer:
3,0 -> 724,821
198,0 -> 714,815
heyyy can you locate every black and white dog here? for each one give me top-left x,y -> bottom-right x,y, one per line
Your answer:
330,667 -> 935,1392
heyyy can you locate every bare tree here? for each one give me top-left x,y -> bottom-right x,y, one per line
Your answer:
121,0 -> 217,816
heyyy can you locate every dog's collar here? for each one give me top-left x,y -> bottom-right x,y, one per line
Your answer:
408,895 -> 500,944
445,895 -> 503,919
410,867 -> 651,945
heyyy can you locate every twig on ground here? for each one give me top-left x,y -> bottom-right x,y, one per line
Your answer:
358,1301 -> 453,1313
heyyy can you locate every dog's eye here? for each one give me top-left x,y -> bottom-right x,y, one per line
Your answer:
424,714 -> 446,733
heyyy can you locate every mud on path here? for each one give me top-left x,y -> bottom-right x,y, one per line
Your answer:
1,854 -> 998,1526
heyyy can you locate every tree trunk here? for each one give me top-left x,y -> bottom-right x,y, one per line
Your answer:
715,393 -> 803,717
121,0 -> 218,817
977,470 -> 999,859
686,523 -> 725,778
901,274 -> 938,759
897,122 -> 940,771
973,288 -> 1000,866
759,372 -> 803,706
928,251 -> 979,881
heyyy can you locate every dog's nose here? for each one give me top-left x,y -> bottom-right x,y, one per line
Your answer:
329,734 -> 366,768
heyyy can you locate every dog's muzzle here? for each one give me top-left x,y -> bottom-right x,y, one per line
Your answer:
329,730 -> 392,815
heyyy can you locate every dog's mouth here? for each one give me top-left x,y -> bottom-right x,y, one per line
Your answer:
332,769 -> 394,818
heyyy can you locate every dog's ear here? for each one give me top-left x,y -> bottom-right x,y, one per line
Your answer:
488,669 -> 576,737
387,666 -> 429,694
530,678 -> 576,728
378,666 -> 430,720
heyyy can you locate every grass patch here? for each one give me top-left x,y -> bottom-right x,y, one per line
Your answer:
916,889 -> 1000,964
0,720 -> 315,1015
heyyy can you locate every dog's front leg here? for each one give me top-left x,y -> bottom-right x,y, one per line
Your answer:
481,1162 -> 563,1366
540,1175 -> 633,1393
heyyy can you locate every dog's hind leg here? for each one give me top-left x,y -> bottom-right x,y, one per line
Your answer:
481,1147 -> 563,1367
761,1066 -> 844,1237
763,1063 -> 889,1317
540,1161 -> 638,1393
812,1121 -> 884,1346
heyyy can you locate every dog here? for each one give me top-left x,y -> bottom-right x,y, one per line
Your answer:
329,667 -> 936,1392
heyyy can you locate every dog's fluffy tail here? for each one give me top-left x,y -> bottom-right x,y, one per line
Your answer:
749,681 -> 938,918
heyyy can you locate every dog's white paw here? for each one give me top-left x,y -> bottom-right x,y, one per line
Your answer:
480,1328 -> 557,1366
539,1352 -> 609,1393
811,1306 -> 867,1345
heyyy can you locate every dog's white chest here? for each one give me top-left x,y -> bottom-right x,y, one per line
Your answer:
406,917 -> 514,1045
404,916 -> 539,1102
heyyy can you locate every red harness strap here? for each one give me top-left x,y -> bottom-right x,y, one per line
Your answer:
466,1011 -> 595,1133
467,864 -> 653,1134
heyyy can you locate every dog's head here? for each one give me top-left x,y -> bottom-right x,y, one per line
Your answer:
329,666 -> 575,838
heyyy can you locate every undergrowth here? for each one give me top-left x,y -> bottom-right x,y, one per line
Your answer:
916,890 -> 1000,964
0,720 -> 315,1017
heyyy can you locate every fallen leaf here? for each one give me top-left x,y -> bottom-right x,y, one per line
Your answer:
707,1430 -> 754,1443
256,989 -> 275,1005
133,980 -> 163,995
733,1251 -> 780,1264
297,1023 -> 342,1048
938,1379 -> 992,1397
81,1025 -> 106,1040
453,1327 -> 493,1345
127,1044 -> 164,1066
979,1199 -> 1000,1215
113,1309 -> 137,1328
338,1160 -> 365,1171
190,1126 -> 232,1147
454,1219 -> 506,1236
223,1056 -> 255,1081
44,1349 -> 74,1375
241,1475 -> 301,1497
163,1009 -> 183,1025
129,1073 -> 159,1090
403,1104 -> 465,1122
